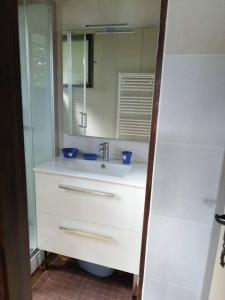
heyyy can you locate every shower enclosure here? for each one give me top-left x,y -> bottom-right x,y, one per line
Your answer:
18,0 -> 55,258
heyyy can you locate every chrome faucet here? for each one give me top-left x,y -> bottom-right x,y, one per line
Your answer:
99,142 -> 109,162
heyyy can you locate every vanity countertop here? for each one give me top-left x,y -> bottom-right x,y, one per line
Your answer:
34,157 -> 147,188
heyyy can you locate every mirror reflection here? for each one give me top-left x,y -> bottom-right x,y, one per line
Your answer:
63,22 -> 159,142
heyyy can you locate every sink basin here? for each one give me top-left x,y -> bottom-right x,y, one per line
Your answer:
59,159 -> 132,178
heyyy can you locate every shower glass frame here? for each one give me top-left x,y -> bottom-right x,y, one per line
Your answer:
18,0 -> 55,258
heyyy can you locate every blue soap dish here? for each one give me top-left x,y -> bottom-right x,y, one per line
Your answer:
62,148 -> 78,158
83,153 -> 98,161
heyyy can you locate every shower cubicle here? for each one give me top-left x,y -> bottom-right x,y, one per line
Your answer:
18,0 -> 55,259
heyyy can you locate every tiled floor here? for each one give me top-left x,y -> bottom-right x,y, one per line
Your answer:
32,257 -> 133,300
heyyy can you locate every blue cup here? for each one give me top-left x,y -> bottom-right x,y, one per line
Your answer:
122,151 -> 132,165
62,148 -> 78,158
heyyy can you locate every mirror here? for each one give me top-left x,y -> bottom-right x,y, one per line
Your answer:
62,2 -> 159,142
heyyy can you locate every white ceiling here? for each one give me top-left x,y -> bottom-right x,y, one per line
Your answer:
57,0 -> 161,30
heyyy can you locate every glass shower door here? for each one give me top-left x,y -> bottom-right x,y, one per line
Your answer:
18,0 -> 55,257
27,0 -> 55,166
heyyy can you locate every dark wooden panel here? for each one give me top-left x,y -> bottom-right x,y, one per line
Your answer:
138,0 -> 168,299
0,246 -> 8,300
0,0 -> 32,299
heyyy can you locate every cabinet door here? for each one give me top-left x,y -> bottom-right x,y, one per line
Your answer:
35,172 -> 145,232
37,212 -> 142,274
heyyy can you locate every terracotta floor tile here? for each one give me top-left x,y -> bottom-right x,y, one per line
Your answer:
32,258 -> 133,300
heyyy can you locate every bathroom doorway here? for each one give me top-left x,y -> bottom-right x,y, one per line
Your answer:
1,0 -> 169,300
32,0 -> 167,298
2,0 -> 225,300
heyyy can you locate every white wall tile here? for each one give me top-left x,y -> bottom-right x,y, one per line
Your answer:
151,143 -> 224,225
164,0 -> 225,55
143,279 -> 201,300
144,215 -> 211,292
157,55 -> 225,147
63,134 -> 149,162
143,0 -> 225,298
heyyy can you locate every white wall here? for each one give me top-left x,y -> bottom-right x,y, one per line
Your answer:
60,0 -> 161,29
143,0 -> 225,299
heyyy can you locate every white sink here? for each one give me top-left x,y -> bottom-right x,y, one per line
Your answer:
59,159 -> 132,178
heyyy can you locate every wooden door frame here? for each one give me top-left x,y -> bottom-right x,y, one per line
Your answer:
0,0 -> 32,299
138,0 -> 168,299
0,247 -> 9,299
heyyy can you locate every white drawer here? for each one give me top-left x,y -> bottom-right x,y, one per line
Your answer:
37,212 -> 142,274
35,172 -> 145,232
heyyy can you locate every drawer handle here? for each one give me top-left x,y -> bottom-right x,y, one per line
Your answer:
58,183 -> 117,198
59,226 -> 114,242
